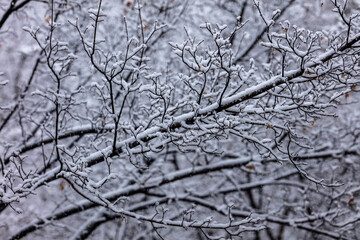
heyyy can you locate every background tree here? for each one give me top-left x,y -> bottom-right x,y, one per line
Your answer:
1,0 -> 360,239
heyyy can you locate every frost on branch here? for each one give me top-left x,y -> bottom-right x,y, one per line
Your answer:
1,0 -> 360,239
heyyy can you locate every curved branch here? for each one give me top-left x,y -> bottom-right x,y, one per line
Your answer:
0,0 -> 32,30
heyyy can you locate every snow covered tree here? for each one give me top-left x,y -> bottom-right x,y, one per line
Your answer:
1,0 -> 360,239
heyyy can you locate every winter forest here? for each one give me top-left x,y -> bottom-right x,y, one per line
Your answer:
1,0 -> 360,239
